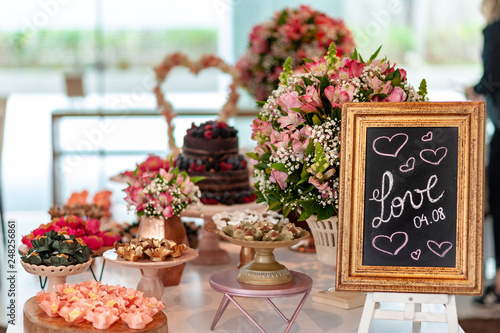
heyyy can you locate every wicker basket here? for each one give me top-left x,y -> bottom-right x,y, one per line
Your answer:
306,215 -> 338,266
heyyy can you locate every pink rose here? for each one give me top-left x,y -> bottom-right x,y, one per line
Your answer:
385,86 -> 407,102
269,169 -> 288,190
277,91 -> 303,113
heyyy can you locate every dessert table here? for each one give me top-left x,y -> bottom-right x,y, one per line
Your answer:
7,240 -> 465,333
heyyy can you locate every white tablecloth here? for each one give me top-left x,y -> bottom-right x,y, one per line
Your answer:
7,241 -> 463,333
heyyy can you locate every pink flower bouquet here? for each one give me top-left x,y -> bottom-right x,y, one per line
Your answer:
124,157 -> 203,218
236,5 -> 355,101
248,44 -> 428,221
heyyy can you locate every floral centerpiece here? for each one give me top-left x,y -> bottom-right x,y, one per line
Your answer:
123,159 -> 203,218
236,5 -> 355,101
123,158 -> 204,286
248,43 -> 428,221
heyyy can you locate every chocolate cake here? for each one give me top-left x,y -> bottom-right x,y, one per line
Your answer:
176,121 -> 256,205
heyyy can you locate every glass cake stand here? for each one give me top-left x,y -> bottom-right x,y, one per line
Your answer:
103,248 -> 198,298
182,202 -> 266,265
220,231 -> 310,285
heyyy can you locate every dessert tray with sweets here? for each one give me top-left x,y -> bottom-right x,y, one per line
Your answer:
219,219 -> 310,285
24,281 -> 168,332
113,237 -> 189,262
103,239 -> 198,298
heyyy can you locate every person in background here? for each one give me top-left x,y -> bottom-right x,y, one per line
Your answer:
466,0 -> 500,305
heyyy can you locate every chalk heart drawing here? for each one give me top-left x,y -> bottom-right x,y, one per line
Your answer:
422,131 -> 433,142
372,133 -> 409,158
372,231 -> 408,256
399,157 -> 415,173
411,249 -> 421,261
427,240 -> 453,258
420,147 -> 448,166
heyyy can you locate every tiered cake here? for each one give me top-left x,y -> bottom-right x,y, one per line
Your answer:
176,121 -> 256,205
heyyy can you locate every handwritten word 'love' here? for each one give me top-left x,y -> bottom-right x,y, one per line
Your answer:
369,171 -> 444,228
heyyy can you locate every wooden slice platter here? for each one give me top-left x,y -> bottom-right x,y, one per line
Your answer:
23,296 -> 168,333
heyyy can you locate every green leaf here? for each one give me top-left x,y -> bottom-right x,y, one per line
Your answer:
317,205 -> 336,221
418,79 -> 428,98
304,140 -> 315,156
303,58 -> 313,63
312,114 -> 322,125
282,206 -> 292,218
277,9 -> 288,26
297,176 -> 309,185
302,76 -> 314,87
298,209 -> 313,221
268,200 -> 283,211
351,48 -> 358,61
270,163 -> 288,172
259,152 -> 271,161
256,101 -> 266,106
369,45 -> 383,62
359,54 -> 365,63
255,162 -> 269,170
246,152 -> 259,160
190,176 -> 205,184
391,76 -> 401,87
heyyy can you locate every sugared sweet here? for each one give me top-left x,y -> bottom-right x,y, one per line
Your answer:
114,237 -> 187,262
222,220 -> 306,242
36,281 -> 165,330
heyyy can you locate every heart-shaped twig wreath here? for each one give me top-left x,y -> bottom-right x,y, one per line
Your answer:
153,52 -> 241,157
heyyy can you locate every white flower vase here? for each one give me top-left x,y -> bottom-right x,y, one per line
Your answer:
306,215 -> 365,309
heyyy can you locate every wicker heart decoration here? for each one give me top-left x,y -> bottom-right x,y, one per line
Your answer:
153,53 -> 241,157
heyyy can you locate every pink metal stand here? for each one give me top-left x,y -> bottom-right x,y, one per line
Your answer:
209,269 -> 312,333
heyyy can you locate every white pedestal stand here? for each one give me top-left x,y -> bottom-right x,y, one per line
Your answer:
358,292 -> 459,333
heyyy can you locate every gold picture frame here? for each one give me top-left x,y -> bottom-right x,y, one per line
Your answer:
336,101 -> 485,295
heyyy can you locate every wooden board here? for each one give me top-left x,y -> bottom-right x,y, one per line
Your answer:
23,296 -> 168,333
336,101 -> 485,295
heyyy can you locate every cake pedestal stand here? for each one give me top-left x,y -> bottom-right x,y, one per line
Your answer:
209,269 -> 312,333
183,202 -> 266,265
20,259 -> 93,292
103,248 -> 198,299
220,231 -> 310,285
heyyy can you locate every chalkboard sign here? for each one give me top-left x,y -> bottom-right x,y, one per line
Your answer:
336,102 -> 485,295
363,127 -> 458,268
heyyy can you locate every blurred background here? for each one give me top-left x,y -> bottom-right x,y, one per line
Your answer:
0,0 -> 486,217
